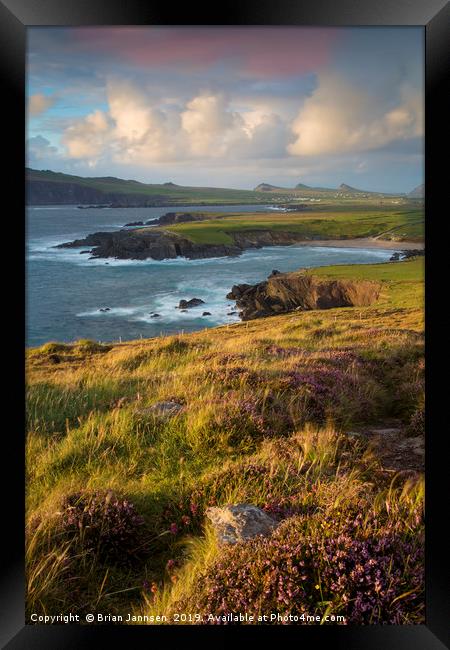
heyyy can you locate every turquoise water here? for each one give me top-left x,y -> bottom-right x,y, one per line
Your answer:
26,205 -> 398,347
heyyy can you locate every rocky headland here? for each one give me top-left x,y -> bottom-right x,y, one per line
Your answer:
55,225 -> 315,261
226,271 -> 381,320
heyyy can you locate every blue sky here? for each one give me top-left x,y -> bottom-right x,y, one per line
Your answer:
26,27 -> 424,192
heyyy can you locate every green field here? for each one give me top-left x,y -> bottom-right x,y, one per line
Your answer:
26,258 -> 424,625
27,168 -> 423,207
159,208 -> 424,244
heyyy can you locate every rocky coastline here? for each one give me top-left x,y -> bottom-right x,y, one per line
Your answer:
55,211 -> 424,263
226,271 -> 382,320
55,225 -> 316,261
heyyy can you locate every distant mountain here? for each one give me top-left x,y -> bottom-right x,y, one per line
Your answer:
253,183 -> 285,192
254,180 -> 397,196
338,183 -> 377,194
26,168 -> 272,206
408,184 -> 424,198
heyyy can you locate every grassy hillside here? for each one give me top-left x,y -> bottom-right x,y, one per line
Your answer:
26,168 -> 420,207
26,168 -> 273,205
26,258 -> 424,625
160,208 -> 424,245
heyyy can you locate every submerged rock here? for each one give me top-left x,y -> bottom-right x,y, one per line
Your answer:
206,504 -> 278,545
178,298 -> 205,309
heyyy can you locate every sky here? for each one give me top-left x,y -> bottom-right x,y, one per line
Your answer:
26,27 -> 424,193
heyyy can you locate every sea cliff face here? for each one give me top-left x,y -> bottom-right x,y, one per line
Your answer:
56,229 -> 242,260
226,271 -> 382,320
56,228 -> 313,260
27,181 -> 167,206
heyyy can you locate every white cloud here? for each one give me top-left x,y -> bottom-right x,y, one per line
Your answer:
61,109 -> 110,159
288,74 -> 423,156
60,82 -> 292,165
28,93 -> 55,116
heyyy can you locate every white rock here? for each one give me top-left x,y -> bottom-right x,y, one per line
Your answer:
206,504 -> 278,545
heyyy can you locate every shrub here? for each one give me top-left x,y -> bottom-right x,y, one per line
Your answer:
58,490 -> 145,564
174,513 -> 424,625
406,407 -> 425,438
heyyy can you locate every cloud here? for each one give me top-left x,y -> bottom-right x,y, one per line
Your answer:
60,81 -> 292,164
288,74 -> 423,156
69,27 -> 338,79
28,93 -> 55,116
61,109 -> 110,159
26,135 -> 58,164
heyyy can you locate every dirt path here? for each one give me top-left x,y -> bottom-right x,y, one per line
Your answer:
346,423 -> 424,474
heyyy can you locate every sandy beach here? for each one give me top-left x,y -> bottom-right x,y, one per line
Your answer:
294,238 -> 424,251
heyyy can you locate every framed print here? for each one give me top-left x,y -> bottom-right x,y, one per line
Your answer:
1,0 -> 449,648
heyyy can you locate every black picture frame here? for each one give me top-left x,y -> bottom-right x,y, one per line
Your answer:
1,1 -> 449,647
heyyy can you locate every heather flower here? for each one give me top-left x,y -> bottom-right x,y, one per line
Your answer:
174,513 -> 424,625
58,490 -> 145,564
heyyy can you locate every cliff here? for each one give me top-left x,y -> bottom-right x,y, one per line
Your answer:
226,271 -> 381,320
56,228 -> 315,261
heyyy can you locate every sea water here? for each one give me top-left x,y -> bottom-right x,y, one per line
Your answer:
26,204 -> 398,347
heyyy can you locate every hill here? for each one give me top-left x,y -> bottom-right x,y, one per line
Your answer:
408,184 -> 424,198
26,168 -> 272,207
252,179 -> 404,198
26,168 -> 409,206
26,258 -> 424,625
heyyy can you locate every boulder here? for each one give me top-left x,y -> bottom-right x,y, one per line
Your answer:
202,311 -> 212,316
150,313 -> 161,318
178,298 -> 205,309
206,504 -> 278,545
137,400 -> 184,419
226,284 -> 252,300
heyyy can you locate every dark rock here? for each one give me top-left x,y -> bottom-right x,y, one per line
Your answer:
227,311 -> 237,316
123,221 -> 144,227
150,313 -> 161,318
99,308 -> 110,312
178,298 -> 205,309
202,311 -> 212,316
269,269 -> 281,276
79,250 -> 91,254
399,249 -> 424,260
227,271 -> 382,321
226,284 -> 252,300
390,252 -> 401,261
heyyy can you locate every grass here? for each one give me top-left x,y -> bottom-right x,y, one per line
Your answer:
27,168 -> 423,207
26,259 -> 424,624
161,208 -> 424,244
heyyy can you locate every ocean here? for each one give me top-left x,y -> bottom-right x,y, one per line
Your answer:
26,204 -> 399,347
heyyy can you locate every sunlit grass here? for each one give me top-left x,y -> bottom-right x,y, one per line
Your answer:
25,259 -> 424,623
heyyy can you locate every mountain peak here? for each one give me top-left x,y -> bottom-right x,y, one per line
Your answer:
254,183 -> 281,191
408,184 -> 424,198
338,183 -> 361,192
